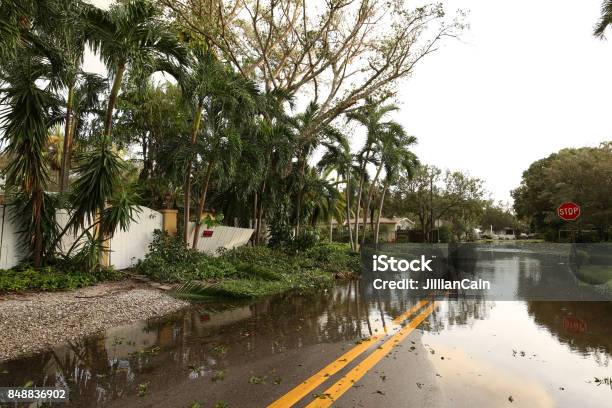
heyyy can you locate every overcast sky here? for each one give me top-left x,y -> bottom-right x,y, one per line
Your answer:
396,0 -> 612,203
84,0 -> 612,204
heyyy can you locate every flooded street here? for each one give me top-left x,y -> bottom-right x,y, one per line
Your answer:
1,249 -> 611,407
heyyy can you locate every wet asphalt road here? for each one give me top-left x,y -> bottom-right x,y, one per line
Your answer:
1,247 -> 611,407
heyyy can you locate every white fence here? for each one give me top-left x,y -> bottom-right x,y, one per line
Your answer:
0,205 -> 253,270
108,207 -> 163,269
0,206 -> 23,269
187,223 -> 254,255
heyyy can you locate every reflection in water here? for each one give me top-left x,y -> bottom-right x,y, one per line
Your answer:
527,301 -> 612,364
0,250 -> 610,407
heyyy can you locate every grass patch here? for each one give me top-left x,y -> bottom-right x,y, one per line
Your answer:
0,265 -> 121,293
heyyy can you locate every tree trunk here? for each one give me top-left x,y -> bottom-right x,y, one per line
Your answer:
344,171 -> 354,249
192,161 -> 214,249
32,188 -> 43,268
361,161 -> 384,245
103,62 -> 125,137
59,84 -> 74,192
183,101 -> 204,244
252,191 -> 258,240
353,151 -> 371,249
295,157 -> 307,236
255,179 -> 266,245
375,181 -> 389,245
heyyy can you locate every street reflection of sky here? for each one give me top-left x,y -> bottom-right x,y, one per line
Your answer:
423,301 -> 611,408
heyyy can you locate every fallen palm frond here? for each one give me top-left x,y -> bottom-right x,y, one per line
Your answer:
171,280 -> 237,300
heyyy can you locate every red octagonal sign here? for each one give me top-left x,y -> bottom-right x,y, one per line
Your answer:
557,202 -> 581,221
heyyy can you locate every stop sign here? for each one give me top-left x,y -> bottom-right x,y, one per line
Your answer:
557,202 -> 580,221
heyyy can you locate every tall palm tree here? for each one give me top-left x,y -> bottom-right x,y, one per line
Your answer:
318,132 -> 356,247
173,46 -> 225,244
84,0 -> 186,138
346,98 -> 401,246
59,73 -> 108,191
40,0 -> 93,192
251,116 -> 295,245
292,102 -> 347,235
0,51 -> 58,267
189,70 -> 258,248
374,133 -> 419,244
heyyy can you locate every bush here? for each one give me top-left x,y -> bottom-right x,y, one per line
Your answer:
138,231 -> 360,299
290,228 -> 320,251
0,265 -> 121,293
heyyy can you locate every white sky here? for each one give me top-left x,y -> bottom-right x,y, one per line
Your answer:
396,0 -> 612,203
84,0 -> 612,203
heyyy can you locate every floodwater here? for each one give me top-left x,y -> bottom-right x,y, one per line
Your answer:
1,249 -> 611,407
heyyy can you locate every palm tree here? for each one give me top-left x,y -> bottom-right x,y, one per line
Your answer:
317,132 -> 356,247
251,116 -> 295,245
59,73 -> 108,191
595,1 -> 612,37
301,167 -> 344,236
84,0 -> 186,138
374,134 -> 419,244
59,135 -> 139,269
40,0 -> 93,192
0,51 -> 57,267
346,98 -> 401,246
173,46 -> 226,244
189,70 -> 258,249
292,102 -> 347,235
0,0 -> 58,60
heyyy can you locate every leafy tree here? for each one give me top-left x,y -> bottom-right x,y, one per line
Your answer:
164,0 -> 464,140
512,143 -> 612,241
390,165 -> 485,242
84,0 -> 186,138
480,204 -> 519,233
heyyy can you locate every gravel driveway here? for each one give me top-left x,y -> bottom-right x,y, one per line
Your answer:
0,281 -> 189,362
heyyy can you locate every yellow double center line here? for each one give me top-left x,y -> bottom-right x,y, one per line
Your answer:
268,299 -> 434,408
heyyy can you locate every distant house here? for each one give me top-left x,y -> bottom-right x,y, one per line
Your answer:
331,217 -> 415,231
330,217 -> 415,242
478,226 -> 516,240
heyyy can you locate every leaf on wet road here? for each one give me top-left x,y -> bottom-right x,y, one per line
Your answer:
249,375 -> 267,384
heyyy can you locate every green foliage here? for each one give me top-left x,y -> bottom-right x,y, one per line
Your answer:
135,230 -> 229,282
512,143 -> 612,241
0,264 -> 121,293
69,136 -> 130,234
290,228 -> 320,251
138,231 -> 358,299
267,198 -> 294,248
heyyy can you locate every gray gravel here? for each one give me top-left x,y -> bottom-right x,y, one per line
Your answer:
0,281 -> 189,362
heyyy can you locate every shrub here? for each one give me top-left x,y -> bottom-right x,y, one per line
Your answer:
290,228 -> 320,251
0,265 -> 121,293
138,229 -> 359,299
136,230 -> 211,282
